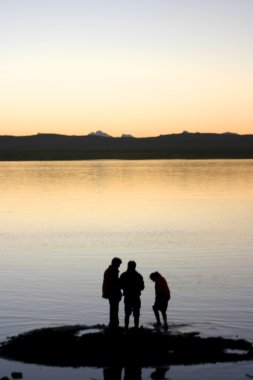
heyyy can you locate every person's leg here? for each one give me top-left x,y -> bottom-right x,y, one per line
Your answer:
124,299 -> 132,329
161,299 -> 168,329
134,314 -> 139,328
109,298 -> 119,328
152,302 -> 161,326
133,297 -> 141,328
161,311 -> 168,329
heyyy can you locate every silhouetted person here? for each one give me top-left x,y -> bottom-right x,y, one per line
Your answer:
102,257 -> 122,329
120,261 -> 144,329
150,272 -> 171,330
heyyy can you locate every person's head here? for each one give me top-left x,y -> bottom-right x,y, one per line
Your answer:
111,257 -> 122,268
127,260 -> 136,272
150,272 -> 160,282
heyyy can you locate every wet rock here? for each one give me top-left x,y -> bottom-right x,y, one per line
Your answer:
0,324 -> 252,367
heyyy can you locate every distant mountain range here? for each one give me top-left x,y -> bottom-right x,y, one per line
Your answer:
0,132 -> 252,160
88,130 -> 134,138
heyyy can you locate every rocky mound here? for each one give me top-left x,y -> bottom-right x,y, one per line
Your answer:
0,325 -> 252,367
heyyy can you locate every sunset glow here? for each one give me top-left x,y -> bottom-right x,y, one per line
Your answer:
0,0 -> 252,137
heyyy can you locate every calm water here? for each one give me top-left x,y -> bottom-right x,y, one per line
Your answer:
0,160 -> 252,379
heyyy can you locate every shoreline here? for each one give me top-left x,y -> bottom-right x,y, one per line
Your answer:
1,155 -> 253,162
1,133 -> 252,161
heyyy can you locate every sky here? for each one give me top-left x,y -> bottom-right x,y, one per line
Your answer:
0,0 -> 252,137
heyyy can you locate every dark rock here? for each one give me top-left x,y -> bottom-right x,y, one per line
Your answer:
0,325 -> 252,367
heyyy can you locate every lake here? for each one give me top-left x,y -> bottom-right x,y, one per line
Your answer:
0,159 -> 252,379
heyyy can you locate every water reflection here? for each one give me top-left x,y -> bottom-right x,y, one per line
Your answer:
150,367 -> 170,379
1,160 -> 253,235
103,367 -> 122,380
0,160 -> 253,344
124,367 -> 142,380
103,366 -> 170,379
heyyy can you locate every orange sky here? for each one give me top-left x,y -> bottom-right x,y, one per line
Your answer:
0,1 -> 252,137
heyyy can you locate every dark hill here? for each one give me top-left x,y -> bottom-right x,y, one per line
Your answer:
0,133 -> 253,160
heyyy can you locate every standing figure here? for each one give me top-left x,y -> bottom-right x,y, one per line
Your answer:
150,272 -> 171,329
102,257 -> 122,329
120,261 -> 144,329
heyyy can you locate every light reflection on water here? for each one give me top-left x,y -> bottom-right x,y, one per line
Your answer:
0,160 -> 252,379
0,357 -> 253,380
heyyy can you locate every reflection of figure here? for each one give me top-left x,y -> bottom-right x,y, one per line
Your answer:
102,257 -> 122,329
124,366 -> 142,380
150,272 -> 170,329
103,367 -> 122,380
103,366 -> 142,380
150,367 -> 170,379
120,261 -> 144,329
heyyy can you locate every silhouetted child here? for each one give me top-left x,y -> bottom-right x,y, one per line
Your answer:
150,272 -> 171,330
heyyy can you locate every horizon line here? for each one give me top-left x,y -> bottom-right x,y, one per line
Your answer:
1,131 -> 252,139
